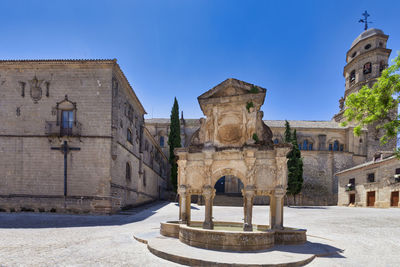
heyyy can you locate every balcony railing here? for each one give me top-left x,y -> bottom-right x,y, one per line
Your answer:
345,184 -> 355,191
45,121 -> 82,137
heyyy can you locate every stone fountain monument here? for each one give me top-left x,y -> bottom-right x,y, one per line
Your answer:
159,78 -> 307,251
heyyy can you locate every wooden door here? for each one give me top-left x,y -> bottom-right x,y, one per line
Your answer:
367,191 -> 375,207
391,191 -> 399,207
349,194 -> 355,205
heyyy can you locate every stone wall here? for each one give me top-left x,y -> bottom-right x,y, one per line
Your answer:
109,66 -> 169,210
337,156 -> 400,208
0,60 -> 169,213
0,61 -> 114,213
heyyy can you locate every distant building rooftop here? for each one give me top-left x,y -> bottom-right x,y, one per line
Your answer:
146,118 -> 345,129
336,154 -> 397,175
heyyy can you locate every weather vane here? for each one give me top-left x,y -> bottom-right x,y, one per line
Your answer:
359,10 -> 372,31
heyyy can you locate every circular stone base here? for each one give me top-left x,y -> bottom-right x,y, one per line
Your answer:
160,221 -> 306,251
133,231 -> 343,267
179,223 -> 275,251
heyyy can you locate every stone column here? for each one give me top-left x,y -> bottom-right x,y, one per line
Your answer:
269,194 -> 276,229
272,189 -> 285,230
202,185 -> 215,229
178,185 -> 189,224
185,193 -> 191,225
242,185 -> 255,231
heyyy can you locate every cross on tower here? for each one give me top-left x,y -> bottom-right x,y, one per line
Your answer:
359,10 -> 372,31
51,141 -> 81,197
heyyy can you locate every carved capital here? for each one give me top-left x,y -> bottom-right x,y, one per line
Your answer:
202,185 -> 215,199
178,185 -> 189,195
274,187 -> 286,198
275,145 -> 291,158
242,185 -> 256,198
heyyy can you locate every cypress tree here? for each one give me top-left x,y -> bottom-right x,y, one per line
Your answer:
284,120 -> 291,143
287,129 -> 303,204
168,97 -> 181,192
285,123 -> 303,205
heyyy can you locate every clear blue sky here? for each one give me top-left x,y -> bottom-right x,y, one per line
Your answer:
1,0 -> 399,120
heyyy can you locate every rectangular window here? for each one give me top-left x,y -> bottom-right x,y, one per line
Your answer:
127,129 -> 133,144
363,62 -> 372,74
350,70 -> 356,85
309,143 -> 313,150
395,168 -> 400,175
61,110 -> 74,135
333,141 -> 339,151
367,173 -> 375,183
340,144 -> 344,151
160,136 -> 164,147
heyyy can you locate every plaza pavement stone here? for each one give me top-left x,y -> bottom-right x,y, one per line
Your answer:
0,202 -> 399,266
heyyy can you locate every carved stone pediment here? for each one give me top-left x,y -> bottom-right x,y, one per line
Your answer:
192,78 -> 273,148
198,78 -> 266,100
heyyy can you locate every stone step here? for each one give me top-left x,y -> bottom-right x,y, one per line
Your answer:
213,195 -> 243,206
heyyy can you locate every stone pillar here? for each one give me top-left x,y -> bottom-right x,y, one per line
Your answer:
185,193 -> 191,225
272,189 -> 285,230
269,194 -> 276,229
242,185 -> 255,231
202,185 -> 215,229
178,185 -> 189,224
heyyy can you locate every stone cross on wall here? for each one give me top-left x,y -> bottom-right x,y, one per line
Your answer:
51,141 -> 81,197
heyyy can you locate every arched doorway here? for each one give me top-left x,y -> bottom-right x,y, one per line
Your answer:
213,176 -> 244,206
214,176 -> 225,194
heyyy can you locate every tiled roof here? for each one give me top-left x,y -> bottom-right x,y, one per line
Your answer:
146,118 -> 172,124
336,155 -> 397,175
146,118 -> 345,129
0,59 -> 116,63
265,120 -> 344,129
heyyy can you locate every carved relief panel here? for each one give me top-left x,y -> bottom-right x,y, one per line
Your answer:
217,111 -> 243,145
18,76 -> 50,103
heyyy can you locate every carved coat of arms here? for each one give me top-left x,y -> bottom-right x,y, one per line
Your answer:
29,76 -> 43,103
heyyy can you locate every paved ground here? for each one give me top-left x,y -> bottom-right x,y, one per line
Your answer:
0,202 -> 399,266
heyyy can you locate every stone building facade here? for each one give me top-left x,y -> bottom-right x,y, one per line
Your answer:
337,154 -> 400,208
146,28 -> 396,206
0,59 -> 168,214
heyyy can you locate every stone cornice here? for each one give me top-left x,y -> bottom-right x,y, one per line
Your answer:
343,48 -> 391,75
347,32 -> 388,59
0,59 -> 116,69
112,63 -> 147,115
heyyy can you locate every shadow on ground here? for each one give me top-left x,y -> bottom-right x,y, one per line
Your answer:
287,206 -> 328,209
0,201 -> 170,229
216,241 -> 344,259
174,203 -> 200,210
272,241 -> 345,258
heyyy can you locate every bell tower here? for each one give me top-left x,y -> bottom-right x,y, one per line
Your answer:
333,25 -> 396,160
334,28 -> 391,122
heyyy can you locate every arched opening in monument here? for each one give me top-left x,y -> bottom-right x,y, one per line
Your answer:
213,175 -> 244,205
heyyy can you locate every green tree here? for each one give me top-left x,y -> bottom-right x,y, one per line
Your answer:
168,97 -> 181,192
342,54 -> 400,156
284,120 -> 292,143
284,124 -> 303,205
